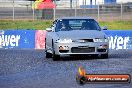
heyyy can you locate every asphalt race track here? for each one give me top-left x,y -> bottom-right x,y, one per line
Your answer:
0,49 -> 132,88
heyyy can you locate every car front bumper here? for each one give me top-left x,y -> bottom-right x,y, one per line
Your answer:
54,42 -> 109,56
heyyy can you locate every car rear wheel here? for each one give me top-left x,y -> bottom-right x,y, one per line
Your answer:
100,53 -> 108,59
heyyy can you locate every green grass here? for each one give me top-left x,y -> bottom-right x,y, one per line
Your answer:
0,20 -> 132,30
0,20 -> 52,30
99,21 -> 132,30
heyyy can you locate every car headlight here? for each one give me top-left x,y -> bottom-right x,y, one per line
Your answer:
56,39 -> 72,43
94,38 -> 108,42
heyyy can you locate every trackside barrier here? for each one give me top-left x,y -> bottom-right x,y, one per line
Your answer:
0,30 -> 132,50
0,30 -> 35,49
0,30 -> 46,49
103,30 -> 132,50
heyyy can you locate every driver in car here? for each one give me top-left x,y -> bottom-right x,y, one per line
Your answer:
59,21 -> 72,31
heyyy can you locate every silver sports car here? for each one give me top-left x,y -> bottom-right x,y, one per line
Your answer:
45,17 -> 109,61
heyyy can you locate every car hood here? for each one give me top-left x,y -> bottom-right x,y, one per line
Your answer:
56,30 -> 106,39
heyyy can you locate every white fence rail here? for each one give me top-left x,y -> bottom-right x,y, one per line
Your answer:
0,1 -> 132,21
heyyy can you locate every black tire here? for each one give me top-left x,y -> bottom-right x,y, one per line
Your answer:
52,41 -> 60,61
101,53 -> 108,59
45,39 -> 52,58
53,53 -> 60,61
45,51 -> 52,58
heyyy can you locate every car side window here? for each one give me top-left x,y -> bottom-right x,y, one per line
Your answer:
50,20 -> 58,31
55,20 -> 63,32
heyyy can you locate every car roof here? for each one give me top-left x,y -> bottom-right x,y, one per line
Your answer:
57,17 -> 94,20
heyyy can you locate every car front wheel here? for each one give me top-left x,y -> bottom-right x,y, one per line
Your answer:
52,43 -> 60,61
52,52 -> 60,61
45,50 -> 52,58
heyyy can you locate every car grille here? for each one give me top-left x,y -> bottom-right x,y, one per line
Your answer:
71,47 -> 95,53
73,39 -> 93,43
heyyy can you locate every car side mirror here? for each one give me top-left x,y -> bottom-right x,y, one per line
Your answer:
101,26 -> 108,30
46,28 -> 52,32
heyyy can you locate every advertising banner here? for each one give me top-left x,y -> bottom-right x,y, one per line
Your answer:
103,30 -> 132,50
0,30 -> 132,50
0,30 -> 35,49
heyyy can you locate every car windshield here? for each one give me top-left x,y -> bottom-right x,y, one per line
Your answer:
55,19 -> 101,32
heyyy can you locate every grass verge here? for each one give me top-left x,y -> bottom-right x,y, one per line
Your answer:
0,20 -> 132,30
